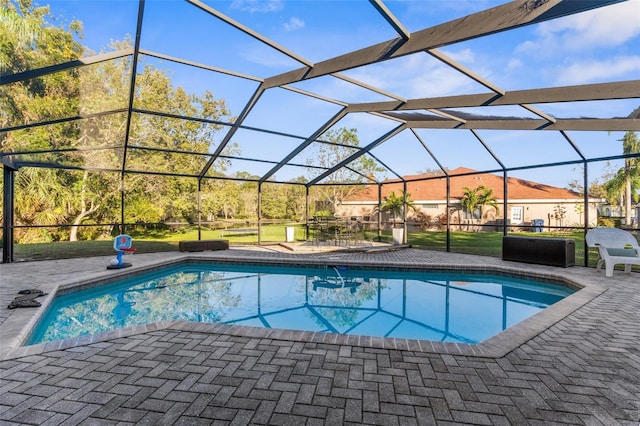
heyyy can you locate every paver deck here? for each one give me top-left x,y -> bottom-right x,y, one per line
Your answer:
1,247 -> 639,425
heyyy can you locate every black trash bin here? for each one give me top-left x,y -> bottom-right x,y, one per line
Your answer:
532,219 -> 544,232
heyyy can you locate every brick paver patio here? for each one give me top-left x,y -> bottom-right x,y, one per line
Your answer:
1,247 -> 639,425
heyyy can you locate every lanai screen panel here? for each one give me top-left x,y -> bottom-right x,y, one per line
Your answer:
51,0 -> 139,60
290,142 -> 363,183
227,129 -> 305,164
537,99 -> 639,122
508,164 -> 582,197
412,129 -> 503,174
205,157 -> 275,180
195,0 -> 401,63
480,129 -> 583,171
340,52 -> 493,100
570,130 -> 637,160
368,129 -> 441,178
2,66 -> 128,128
133,55 -> 260,124
240,87 -> 344,136
139,0 -> 303,78
318,112 -> 403,149
288,74 -> 395,105
127,114 -> 227,155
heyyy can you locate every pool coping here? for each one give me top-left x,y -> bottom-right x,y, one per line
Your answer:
1,252 -> 606,360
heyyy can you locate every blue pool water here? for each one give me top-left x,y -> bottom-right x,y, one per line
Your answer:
26,263 -> 574,346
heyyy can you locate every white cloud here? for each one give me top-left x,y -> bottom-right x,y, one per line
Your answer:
230,0 -> 283,14
407,66 -> 474,98
345,54 -> 479,98
239,45 -> 300,69
555,55 -> 640,85
283,17 -> 304,32
517,0 -> 640,53
441,48 -> 475,64
506,58 -> 522,72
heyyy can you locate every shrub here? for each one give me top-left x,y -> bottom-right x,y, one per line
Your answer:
597,218 -> 615,227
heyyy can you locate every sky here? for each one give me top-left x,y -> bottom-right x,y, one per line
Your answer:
36,0 -> 640,188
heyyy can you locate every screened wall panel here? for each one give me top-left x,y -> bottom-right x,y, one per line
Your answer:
127,113 -> 228,154
341,52 -> 493,99
140,0 -> 302,78
133,54 -> 258,123
240,87 -> 343,136
288,75 -> 394,105
412,129 -> 502,173
481,130 -> 583,171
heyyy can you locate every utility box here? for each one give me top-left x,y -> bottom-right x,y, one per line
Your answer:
502,236 -> 575,267
392,228 -> 404,245
285,227 -> 295,243
532,219 -> 544,232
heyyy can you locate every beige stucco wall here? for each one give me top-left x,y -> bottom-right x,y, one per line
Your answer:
337,199 -> 600,230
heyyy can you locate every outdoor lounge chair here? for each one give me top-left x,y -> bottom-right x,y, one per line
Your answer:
585,227 -> 640,277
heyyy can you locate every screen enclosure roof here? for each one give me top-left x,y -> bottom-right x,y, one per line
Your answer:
1,0 -> 639,188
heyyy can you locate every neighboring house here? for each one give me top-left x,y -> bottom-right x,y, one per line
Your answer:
598,204 -> 639,226
339,167 -> 601,231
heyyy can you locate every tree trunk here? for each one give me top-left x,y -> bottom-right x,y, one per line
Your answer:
69,171 -> 99,241
626,175 -> 632,226
70,210 -> 91,241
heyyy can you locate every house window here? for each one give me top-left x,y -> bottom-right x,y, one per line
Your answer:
511,206 -> 524,224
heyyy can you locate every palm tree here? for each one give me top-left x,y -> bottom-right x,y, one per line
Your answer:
459,185 -> 499,231
0,3 -> 43,49
605,131 -> 640,225
381,190 -> 416,228
476,185 -> 500,221
459,186 -> 480,231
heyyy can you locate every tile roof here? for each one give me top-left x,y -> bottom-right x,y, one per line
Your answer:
348,167 -> 581,202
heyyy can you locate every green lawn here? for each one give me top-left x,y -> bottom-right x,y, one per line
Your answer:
11,225 -> 597,265
12,224 -> 307,261
13,240 -> 180,261
373,229 -> 593,265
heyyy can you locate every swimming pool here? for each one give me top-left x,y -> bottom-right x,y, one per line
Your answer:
26,262 -> 574,346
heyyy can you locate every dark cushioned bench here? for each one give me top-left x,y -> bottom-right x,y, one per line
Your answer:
179,239 -> 229,252
502,235 -> 575,267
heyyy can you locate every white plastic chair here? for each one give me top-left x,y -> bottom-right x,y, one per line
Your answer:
585,227 -> 640,277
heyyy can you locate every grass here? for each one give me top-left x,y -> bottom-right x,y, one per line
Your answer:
381,229 -> 593,265
13,240 -> 180,261
12,224 -> 307,261
11,225 -> 598,266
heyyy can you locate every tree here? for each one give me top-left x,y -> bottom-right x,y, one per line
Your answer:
283,177 -> 307,220
418,167 -> 447,175
200,178 -> 240,221
459,186 -> 480,231
233,174 -> 259,219
566,165 -> 610,199
259,180 -> 307,220
458,185 -> 498,231
552,204 -> 567,227
306,128 -> 385,213
260,182 -> 288,219
2,4 -> 234,241
12,168 -> 72,242
476,185 -> 499,221
2,0 -> 85,241
1,1 -> 83,126
381,191 -> 416,228
604,131 -> 640,225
